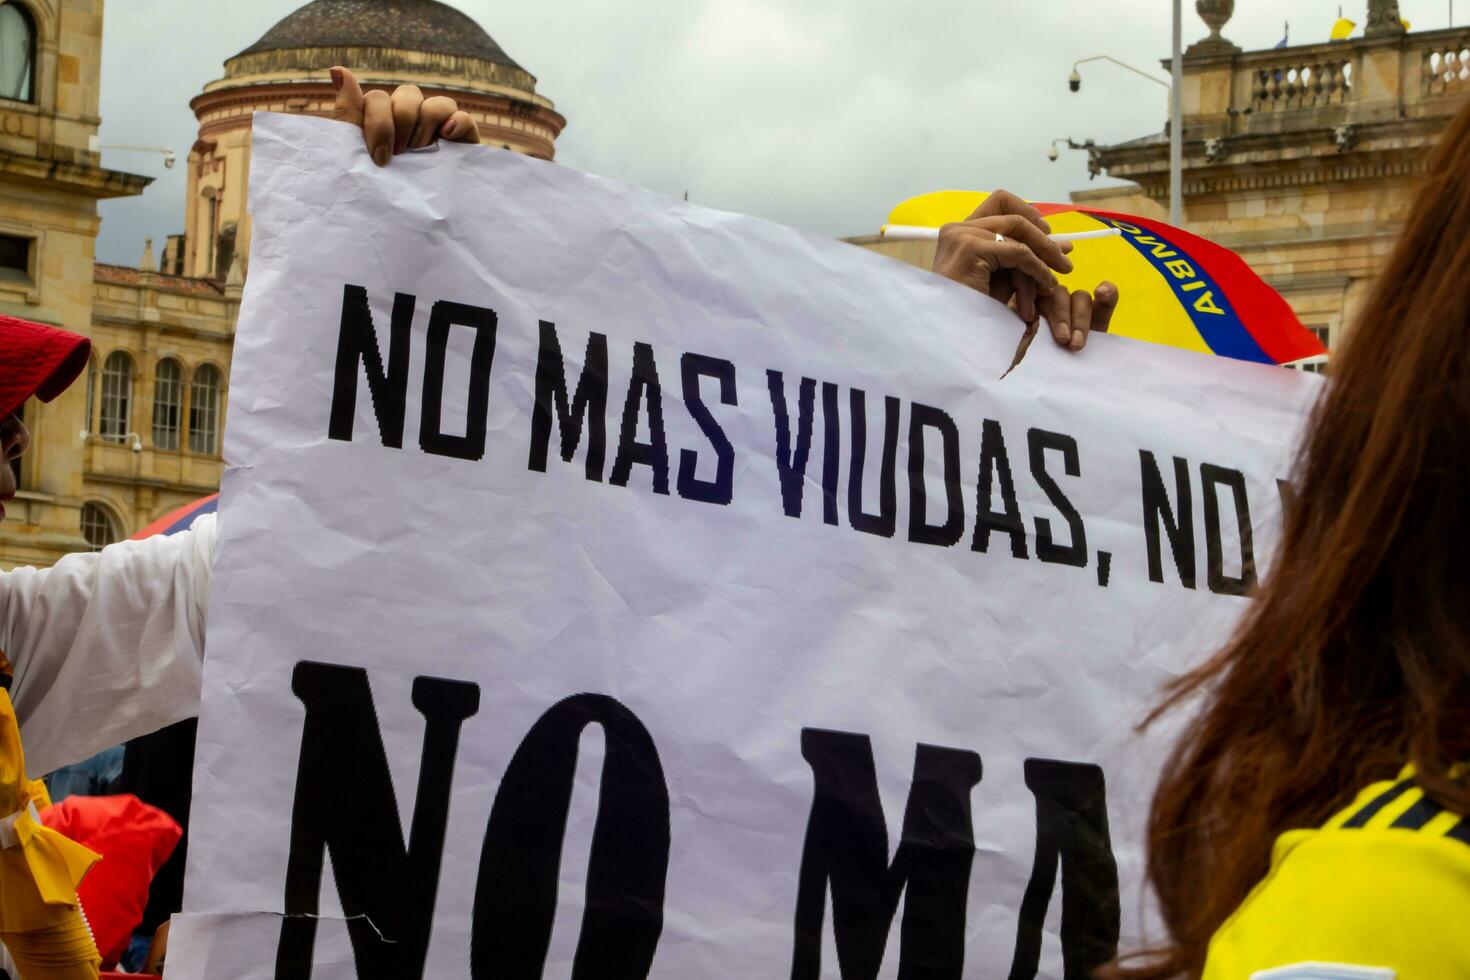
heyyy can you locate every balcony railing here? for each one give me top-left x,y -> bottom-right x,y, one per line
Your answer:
1221,27 -> 1470,117
1422,42 -> 1470,96
1250,58 -> 1354,111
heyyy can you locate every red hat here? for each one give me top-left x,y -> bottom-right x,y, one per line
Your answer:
0,313 -> 91,421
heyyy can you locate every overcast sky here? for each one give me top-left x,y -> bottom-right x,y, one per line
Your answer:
94,0 -> 1460,266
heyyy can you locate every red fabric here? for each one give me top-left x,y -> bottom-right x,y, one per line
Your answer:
40,795 -> 182,969
0,313 -> 91,420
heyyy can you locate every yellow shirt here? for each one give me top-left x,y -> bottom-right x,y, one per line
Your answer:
1203,771 -> 1470,979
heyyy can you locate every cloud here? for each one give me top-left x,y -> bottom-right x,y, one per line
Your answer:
95,0 -> 1454,266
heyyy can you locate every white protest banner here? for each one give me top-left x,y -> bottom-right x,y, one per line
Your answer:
168,113 -> 1320,979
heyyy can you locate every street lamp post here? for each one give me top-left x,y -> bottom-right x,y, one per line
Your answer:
1047,138 -> 1096,162
1069,56 -> 1171,94
1069,0 -> 1185,227
1171,0 -> 1183,227
1047,138 -> 1102,180
87,135 -> 176,169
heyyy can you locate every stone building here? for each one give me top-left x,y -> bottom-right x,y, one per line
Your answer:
178,0 -> 564,281
856,1 -> 1469,374
0,0 -> 152,567
0,0 -> 565,569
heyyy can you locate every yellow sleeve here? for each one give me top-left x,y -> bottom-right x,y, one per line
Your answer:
1203,828 -> 1470,979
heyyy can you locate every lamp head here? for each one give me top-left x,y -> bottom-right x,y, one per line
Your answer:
1047,146 -> 1059,161
1068,69 -> 1081,92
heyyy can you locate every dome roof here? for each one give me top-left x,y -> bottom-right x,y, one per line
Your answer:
235,0 -> 524,72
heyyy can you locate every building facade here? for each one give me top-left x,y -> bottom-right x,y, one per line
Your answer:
0,0 -> 152,566
0,0 -> 564,569
855,2 -> 1469,374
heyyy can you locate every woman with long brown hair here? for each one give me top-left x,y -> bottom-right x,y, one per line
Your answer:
1121,94 -> 1470,979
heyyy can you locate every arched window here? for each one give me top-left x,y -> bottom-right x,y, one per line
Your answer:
152,358 -> 183,450
189,364 -> 222,455
80,502 -> 120,552
0,4 -> 35,104
99,352 -> 134,443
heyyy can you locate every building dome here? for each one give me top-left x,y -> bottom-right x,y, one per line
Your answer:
236,0 -> 525,71
180,0 -> 566,279
222,0 -> 541,95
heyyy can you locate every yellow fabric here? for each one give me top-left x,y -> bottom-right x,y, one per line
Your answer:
0,913 -> 101,979
885,189 -> 990,230
1330,17 -> 1357,39
0,688 -> 101,978
1203,772 -> 1470,979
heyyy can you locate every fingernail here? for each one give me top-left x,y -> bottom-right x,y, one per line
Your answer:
442,119 -> 458,139
1057,323 -> 1069,342
1071,334 -> 1085,351
373,147 -> 390,167
330,68 -> 343,92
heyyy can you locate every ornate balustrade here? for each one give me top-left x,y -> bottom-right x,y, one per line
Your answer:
1422,40 -> 1470,96
1218,27 -> 1470,120
1092,24 -> 1470,204
1248,56 -> 1354,111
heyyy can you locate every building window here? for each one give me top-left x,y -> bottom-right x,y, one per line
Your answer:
0,233 -> 30,285
84,356 -> 97,433
1294,325 -> 1331,374
152,359 -> 183,450
79,502 -> 120,552
99,351 -> 134,443
0,4 -> 34,104
202,192 -> 218,278
189,364 -> 221,455
7,401 -> 21,489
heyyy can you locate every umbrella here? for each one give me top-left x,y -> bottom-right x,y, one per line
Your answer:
131,495 -> 217,541
884,191 -> 1327,366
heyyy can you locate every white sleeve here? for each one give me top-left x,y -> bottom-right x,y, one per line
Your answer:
0,512 -> 216,776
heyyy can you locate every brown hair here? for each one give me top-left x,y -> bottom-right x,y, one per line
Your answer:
1119,97 -> 1470,979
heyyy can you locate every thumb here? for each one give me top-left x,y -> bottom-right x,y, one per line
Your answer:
331,66 -> 365,126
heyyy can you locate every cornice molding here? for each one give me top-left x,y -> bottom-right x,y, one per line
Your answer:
0,153 -> 152,199
1120,151 -> 1429,198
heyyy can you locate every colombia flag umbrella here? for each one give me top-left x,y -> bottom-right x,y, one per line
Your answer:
885,190 -> 1327,366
